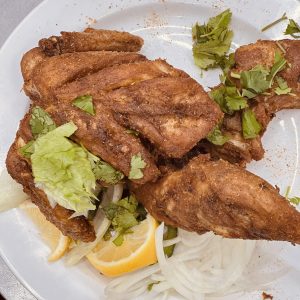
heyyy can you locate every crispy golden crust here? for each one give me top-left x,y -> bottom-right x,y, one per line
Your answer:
134,155 -> 300,244
54,59 -> 187,103
39,28 -> 144,56
24,51 -> 146,102
5,114 -> 96,242
100,77 -> 223,158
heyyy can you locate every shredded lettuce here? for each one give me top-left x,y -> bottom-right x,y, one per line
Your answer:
31,122 -> 97,216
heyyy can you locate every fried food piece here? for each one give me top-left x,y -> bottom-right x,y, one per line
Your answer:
55,59 -> 187,103
134,155 -> 300,243
207,40 -> 300,165
45,102 -> 160,184
6,114 -> 96,242
100,77 -> 223,158
23,51 -> 146,102
39,28 -> 144,56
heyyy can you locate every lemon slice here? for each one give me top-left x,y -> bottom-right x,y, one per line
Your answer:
19,200 -> 71,262
86,214 -> 158,277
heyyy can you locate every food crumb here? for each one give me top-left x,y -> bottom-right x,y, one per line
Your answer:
262,292 -> 273,300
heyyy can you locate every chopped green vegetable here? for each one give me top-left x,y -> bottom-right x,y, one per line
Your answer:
230,71 -> 240,79
261,12 -> 288,32
206,125 -> 229,146
30,106 -> 56,139
72,95 -> 95,116
103,195 -> 146,246
129,154 -> 147,180
225,95 -> 248,111
19,141 -> 35,158
284,19 -> 300,38
192,9 -> 233,70
147,281 -> 160,291
126,129 -> 139,137
268,51 -> 287,87
242,89 -> 257,99
285,186 -> 300,205
242,109 -> 262,139
163,226 -> 178,258
274,76 -> 292,95
86,150 -> 124,184
31,122 -> 97,216
113,233 -> 124,246
240,65 -> 270,94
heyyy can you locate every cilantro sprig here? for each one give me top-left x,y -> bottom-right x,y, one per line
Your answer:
285,19 -> 300,38
206,125 -> 229,146
192,9 -> 233,70
129,153 -> 147,180
285,186 -> 300,205
103,195 -> 147,246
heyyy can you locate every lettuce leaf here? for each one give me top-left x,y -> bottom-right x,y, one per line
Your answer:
31,122 -> 97,216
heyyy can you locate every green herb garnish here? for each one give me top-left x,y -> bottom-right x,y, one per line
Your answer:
163,226 -> 178,258
285,186 -> 300,205
19,141 -> 35,158
274,76 -> 292,95
92,160 -> 124,184
72,95 -> 95,116
242,109 -> 262,139
129,153 -> 147,180
147,281 -> 160,291
206,125 -> 229,146
103,195 -> 146,246
261,13 -> 288,32
30,106 -> 56,139
268,51 -> 287,87
284,19 -> 300,38
192,9 -> 233,70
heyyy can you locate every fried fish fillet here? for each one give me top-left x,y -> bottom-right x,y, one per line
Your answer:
100,77 -> 223,157
39,28 -> 144,56
134,155 -> 300,244
23,50 -> 146,102
207,39 -> 300,165
6,113 -> 96,242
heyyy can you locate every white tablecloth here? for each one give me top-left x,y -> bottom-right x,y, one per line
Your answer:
0,1 -> 41,298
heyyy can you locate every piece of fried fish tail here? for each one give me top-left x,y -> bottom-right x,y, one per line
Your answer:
134,155 -> 300,244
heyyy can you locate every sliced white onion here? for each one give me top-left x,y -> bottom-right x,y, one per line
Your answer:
105,222 -> 289,300
0,168 -> 29,212
65,183 -> 123,265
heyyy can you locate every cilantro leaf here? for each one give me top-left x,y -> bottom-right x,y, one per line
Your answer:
268,51 -> 287,87
103,195 -> 145,246
192,9 -> 233,70
93,160 -> 124,184
129,154 -> 147,180
30,106 -> 56,139
242,89 -> 257,99
242,109 -> 262,139
274,76 -> 292,95
147,281 -> 160,292
207,125 -> 229,146
284,19 -> 300,37
225,95 -> 248,111
72,95 -> 95,116
289,197 -> 300,205
18,140 -> 35,158
240,65 -> 270,94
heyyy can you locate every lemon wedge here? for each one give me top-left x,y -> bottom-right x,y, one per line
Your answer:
19,200 -> 71,262
86,214 -> 158,277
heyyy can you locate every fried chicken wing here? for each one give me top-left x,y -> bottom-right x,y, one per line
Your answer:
6,114 -> 96,242
134,155 -> 300,244
39,28 -> 144,56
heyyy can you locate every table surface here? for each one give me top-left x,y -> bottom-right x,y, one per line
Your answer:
0,1 -> 41,299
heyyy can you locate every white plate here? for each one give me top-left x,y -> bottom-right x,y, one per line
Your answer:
1,0 -> 300,299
